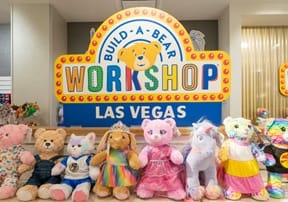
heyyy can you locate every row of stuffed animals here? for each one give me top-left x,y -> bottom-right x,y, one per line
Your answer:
0,116 -> 287,202
0,102 -> 40,126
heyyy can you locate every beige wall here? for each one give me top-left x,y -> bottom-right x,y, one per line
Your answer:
11,3 -> 66,126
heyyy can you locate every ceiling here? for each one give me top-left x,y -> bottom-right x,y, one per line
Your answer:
0,0 -> 287,25
0,0 -> 230,23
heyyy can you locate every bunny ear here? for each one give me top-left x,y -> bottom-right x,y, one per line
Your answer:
96,131 -> 110,153
128,132 -> 139,154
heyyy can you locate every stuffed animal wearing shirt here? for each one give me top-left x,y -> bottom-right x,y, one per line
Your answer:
263,118 -> 288,199
49,132 -> 99,202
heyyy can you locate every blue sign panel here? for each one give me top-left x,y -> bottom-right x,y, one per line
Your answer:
58,102 -> 222,127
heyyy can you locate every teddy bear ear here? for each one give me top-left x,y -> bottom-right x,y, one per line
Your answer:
164,118 -> 176,128
55,128 -> 67,139
141,119 -> 151,129
151,41 -> 162,53
34,128 -> 46,139
117,48 -> 125,61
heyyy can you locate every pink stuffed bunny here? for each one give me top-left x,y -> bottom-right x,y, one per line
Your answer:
136,118 -> 185,200
0,124 -> 35,199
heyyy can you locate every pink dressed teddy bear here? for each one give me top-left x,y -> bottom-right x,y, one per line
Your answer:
136,118 -> 186,200
0,124 -> 35,199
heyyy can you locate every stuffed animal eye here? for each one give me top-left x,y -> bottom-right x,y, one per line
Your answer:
248,125 -> 252,129
197,135 -> 203,141
122,136 -> 125,139
51,140 -> 54,142
147,130 -> 153,135
72,145 -> 75,147
281,127 -> 286,132
78,144 -> 81,147
44,139 -> 47,142
5,133 -> 8,137
234,124 -> 239,128
160,130 -> 166,135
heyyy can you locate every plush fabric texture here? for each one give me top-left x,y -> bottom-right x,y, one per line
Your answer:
136,118 -> 185,201
218,117 -> 269,201
0,124 -> 34,200
49,132 -> 99,202
263,118 -> 288,199
184,119 -> 223,201
16,128 -> 67,201
90,121 -> 141,201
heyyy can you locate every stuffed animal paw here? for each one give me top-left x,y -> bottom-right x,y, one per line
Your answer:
170,149 -> 184,165
187,186 -> 205,201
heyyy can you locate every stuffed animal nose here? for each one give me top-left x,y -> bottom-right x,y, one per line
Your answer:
114,136 -> 122,141
152,134 -> 161,140
45,142 -> 51,147
137,55 -> 143,60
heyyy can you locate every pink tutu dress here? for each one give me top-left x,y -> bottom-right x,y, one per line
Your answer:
137,145 -> 184,192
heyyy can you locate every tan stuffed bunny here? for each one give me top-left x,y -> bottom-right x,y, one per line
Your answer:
90,121 -> 141,200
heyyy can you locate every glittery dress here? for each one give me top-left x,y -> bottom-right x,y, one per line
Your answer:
137,145 -> 184,192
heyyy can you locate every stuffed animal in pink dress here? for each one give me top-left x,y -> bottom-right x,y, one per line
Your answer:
136,118 -> 185,200
0,124 -> 35,199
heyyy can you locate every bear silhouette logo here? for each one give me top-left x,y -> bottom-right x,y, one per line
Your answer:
118,41 -> 161,71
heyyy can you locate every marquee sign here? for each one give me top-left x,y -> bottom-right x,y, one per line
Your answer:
54,7 -> 231,127
279,63 -> 288,96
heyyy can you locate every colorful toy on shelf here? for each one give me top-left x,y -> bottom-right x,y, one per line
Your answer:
0,102 -> 40,126
11,102 -> 40,118
49,132 -> 99,202
255,107 -> 269,126
263,118 -> 288,199
0,124 -> 35,199
0,103 -> 13,125
16,128 -> 67,201
90,121 -> 141,200
218,117 -> 270,201
136,118 -> 186,200
183,119 -> 223,201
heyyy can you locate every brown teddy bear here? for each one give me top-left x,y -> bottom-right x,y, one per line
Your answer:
118,41 -> 161,71
16,128 -> 67,201
90,121 -> 141,200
